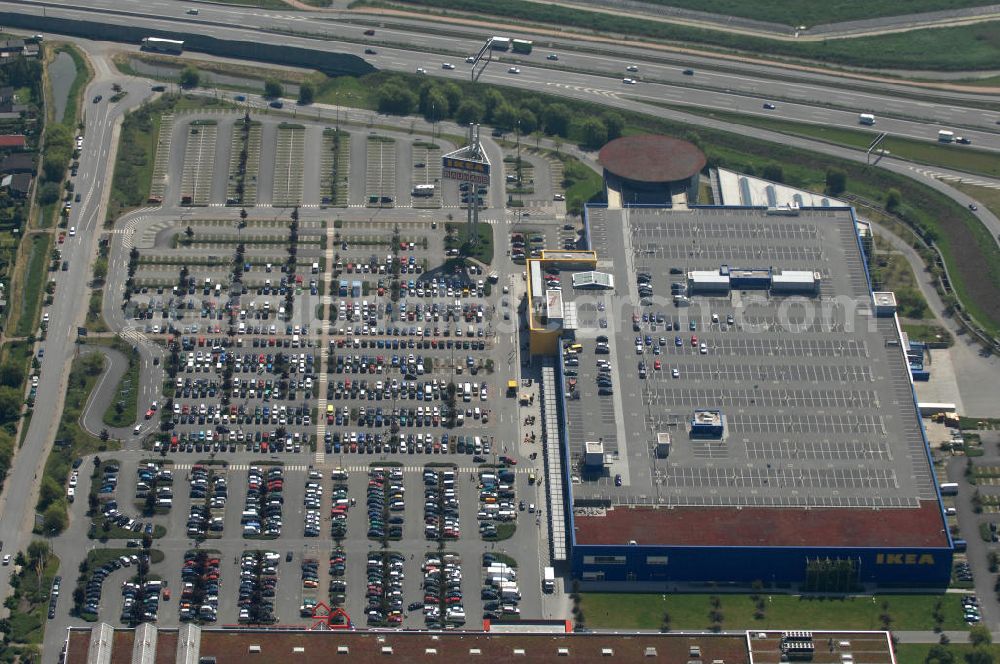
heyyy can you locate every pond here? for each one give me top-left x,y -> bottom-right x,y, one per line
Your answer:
49,51 -> 77,123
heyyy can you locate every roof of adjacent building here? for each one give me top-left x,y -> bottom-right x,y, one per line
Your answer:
0,134 -> 26,148
598,134 -> 706,183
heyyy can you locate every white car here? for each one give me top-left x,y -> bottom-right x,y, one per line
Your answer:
415,67 -> 426,74
547,53 -> 559,60
2,554 -> 10,566
442,62 -> 455,70
133,425 -> 141,435
69,226 -> 76,236
626,65 -> 638,72
553,193 -> 565,201
672,368 -> 680,378
623,78 -> 636,85
507,67 -> 520,74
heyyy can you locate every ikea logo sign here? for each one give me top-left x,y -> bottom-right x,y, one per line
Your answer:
875,553 -> 935,565
442,157 -> 490,175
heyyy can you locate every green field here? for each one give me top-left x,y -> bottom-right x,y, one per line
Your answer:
896,643 -> 1000,664
618,0 -> 995,26
6,553 -> 60,644
13,233 -> 52,337
560,154 -> 604,216
382,0 -> 1000,71
103,345 -> 140,428
581,593 -> 969,631
952,182 -> 1000,219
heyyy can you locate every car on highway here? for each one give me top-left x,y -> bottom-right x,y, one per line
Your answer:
364,29 -> 375,35
956,137 -> 972,144
623,78 -> 636,85
442,62 -> 455,70
269,100 -> 283,109
683,68 -> 695,75
365,48 -> 377,55
507,67 -> 520,74
234,94 -> 246,101
186,8 -> 199,14
763,102 -> 776,109
416,67 -> 426,74
151,85 -> 166,92
625,65 -> 638,72
547,53 -> 559,60
466,56 -> 475,63
92,95 -> 102,103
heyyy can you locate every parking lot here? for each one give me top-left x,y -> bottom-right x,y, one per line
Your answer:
179,121 -> 218,206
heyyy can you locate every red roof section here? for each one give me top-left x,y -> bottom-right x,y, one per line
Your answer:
0,134 -> 25,148
598,134 -> 706,183
574,501 -> 949,548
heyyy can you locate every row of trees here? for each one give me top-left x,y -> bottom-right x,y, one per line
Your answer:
178,66 -> 315,105
376,76 -> 625,149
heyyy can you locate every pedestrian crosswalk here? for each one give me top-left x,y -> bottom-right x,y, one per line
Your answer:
173,463 -> 309,472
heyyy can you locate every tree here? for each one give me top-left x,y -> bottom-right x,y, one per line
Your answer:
92,257 -> 108,282
0,362 -> 24,388
483,88 -> 505,121
542,103 -> 572,137
377,83 -> 417,115
886,188 -> 902,211
604,112 -> 625,140
970,625 -> 992,647
264,79 -> 284,99
965,649 -> 994,664
0,385 -> 22,423
518,109 -> 538,135
42,157 -> 66,183
422,88 -> 450,122
762,164 -> 784,183
454,99 -> 484,125
578,117 -> 608,150
179,66 -> 200,89
27,540 -> 49,567
100,428 -> 110,442
38,181 -> 61,205
825,168 -> 847,195
42,503 -> 67,535
297,81 -> 315,106
492,103 -> 519,131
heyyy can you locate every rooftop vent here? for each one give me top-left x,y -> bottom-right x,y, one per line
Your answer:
690,646 -> 702,657
249,646 -> 261,654
292,648 -> 305,654
337,646 -> 349,655
469,649 -> 482,656
425,649 -> 437,655
602,648 -> 615,656
381,647 -> 393,655
558,648 -> 570,656
646,648 -> 658,657
513,649 -> 526,656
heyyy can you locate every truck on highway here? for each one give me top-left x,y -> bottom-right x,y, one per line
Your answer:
858,113 -> 876,125
512,39 -> 533,54
938,130 -> 955,143
142,37 -> 184,55
490,36 -> 511,51
543,566 -> 555,593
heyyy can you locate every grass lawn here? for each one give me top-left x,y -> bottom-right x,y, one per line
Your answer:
581,593 -> 968,631
36,352 -> 119,536
315,75 -> 378,110
210,0 -> 290,7
445,221 -> 494,265
870,252 -> 931,319
483,522 -> 516,541
12,233 -> 52,337
7,554 -> 60,644
656,104 -> 1000,180
902,321 -> 953,346
89,516 -> 167,540
952,182 -> 1000,219
102,345 -> 140,428
631,0 -> 993,26
560,155 -> 604,216
895,643 -> 1000,664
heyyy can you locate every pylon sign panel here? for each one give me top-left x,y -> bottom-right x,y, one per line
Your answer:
443,156 -> 490,185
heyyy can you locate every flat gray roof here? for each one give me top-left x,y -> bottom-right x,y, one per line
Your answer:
566,206 -> 936,509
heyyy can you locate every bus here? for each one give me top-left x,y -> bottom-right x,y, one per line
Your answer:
512,39 -> 533,54
142,37 -> 184,55
412,184 -> 435,197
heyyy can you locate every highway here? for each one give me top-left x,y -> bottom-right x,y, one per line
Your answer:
0,54 -> 154,619
7,0 -> 1000,143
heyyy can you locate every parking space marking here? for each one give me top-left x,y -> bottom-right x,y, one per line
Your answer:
179,120 -> 219,207
272,123 -> 306,207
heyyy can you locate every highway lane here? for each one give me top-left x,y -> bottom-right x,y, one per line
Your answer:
0,68 -> 154,618
11,0 -> 1000,133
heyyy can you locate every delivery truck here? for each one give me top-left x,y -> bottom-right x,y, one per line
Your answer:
543,566 -> 555,593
